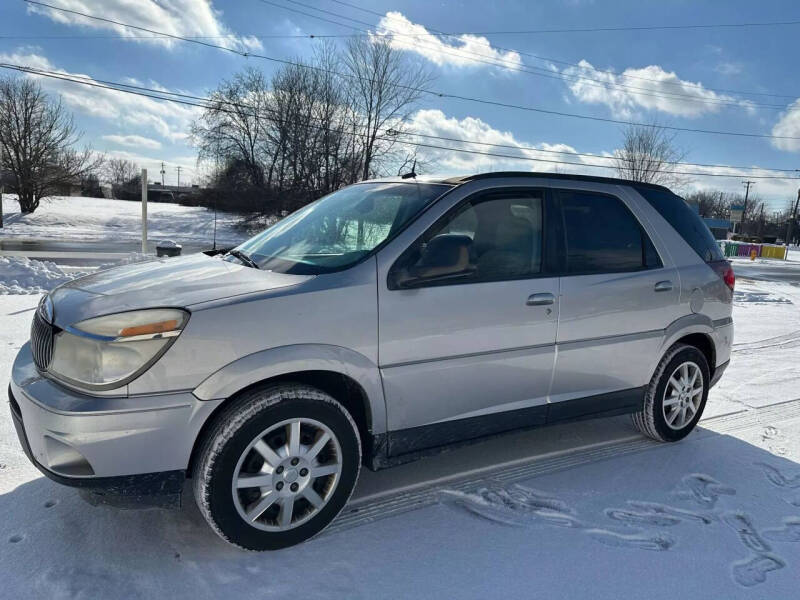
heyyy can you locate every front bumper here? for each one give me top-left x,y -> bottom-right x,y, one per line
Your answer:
9,342 -> 223,505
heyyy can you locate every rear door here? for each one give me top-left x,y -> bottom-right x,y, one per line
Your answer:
376,186 -> 559,455
549,185 -> 682,419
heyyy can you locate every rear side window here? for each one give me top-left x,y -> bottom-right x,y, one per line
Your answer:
636,187 -> 723,263
558,190 -> 660,274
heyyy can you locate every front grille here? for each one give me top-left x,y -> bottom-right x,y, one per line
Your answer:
31,310 -> 55,371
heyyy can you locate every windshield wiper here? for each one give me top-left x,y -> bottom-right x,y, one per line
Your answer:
227,249 -> 260,269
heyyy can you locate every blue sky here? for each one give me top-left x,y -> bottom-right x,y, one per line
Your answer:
1,0 -> 799,209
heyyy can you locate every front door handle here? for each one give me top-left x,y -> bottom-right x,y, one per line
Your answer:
526,293 -> 555,306
654,280 -> 673,292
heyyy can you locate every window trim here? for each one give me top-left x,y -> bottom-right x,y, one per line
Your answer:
387,187 -> 553,290
554,188 -> 664,277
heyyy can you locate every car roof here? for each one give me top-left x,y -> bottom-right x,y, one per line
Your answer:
360,172 -> 673,194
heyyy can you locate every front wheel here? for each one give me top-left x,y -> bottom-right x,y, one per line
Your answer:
632,343 -> 710,442
192,384 -> 361,550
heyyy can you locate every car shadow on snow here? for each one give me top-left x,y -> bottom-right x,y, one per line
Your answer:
2,418 -> 800,598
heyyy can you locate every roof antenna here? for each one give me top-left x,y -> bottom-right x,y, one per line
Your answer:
400,158 -> 417,179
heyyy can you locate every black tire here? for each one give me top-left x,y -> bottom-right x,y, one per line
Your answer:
192,383 -> 361,551
632,343 -> 710,442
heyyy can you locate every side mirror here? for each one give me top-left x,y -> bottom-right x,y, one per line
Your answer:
392,234 -> 474,288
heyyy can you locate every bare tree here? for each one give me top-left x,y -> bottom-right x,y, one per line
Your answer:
105,157 -> 139,185
0,76 -> 103,213
191,40 -> 433,215
613,123 -> 689,189
685,189 -> 731,219
344,36 -> 431,180
191,68 -> 271,189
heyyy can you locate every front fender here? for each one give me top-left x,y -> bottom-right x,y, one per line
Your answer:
192,344 -> 387,435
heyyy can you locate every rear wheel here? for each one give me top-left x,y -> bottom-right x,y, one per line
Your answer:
632,344 -> 710,442
193,383 -> 361,550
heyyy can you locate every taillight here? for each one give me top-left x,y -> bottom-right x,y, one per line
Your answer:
711,260 -> 735,292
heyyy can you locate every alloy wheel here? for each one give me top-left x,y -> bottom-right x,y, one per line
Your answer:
231,418 -> 342,532
662,361 -> 704,430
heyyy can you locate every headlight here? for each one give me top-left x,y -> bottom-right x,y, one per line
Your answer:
48,308 -> 189,389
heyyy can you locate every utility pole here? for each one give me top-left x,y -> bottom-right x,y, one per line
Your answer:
742,180 -> 755,236
175,166 -> 182,188
141,168 -> 148,255
786,188 -> 800,248
160,161 -> 166,186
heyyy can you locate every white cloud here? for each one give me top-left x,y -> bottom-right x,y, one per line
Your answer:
408,109 -> 614,174
26,0 -> 262,52
102,134 -> 162,149
0,49 -> 200,143
104,149 -> 200,185
562,60 -> 752,119
407,109 -> 798,206
715,62 -> 743,76
373,11 -> 521,70
770,99 -> 800,152
680,166 -> 799,207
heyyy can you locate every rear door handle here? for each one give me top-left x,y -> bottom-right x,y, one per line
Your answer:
654,280 -> 673,292
526,293 -> 555,306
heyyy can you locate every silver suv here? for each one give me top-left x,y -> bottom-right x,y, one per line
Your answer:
9,172 -> 734,550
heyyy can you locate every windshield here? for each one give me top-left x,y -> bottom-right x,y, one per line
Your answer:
233,182 -> 451,274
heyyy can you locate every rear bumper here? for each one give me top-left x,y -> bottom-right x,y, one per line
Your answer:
9,342 -> 223,506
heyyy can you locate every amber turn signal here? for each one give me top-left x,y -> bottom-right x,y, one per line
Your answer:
119,319 -> 180,337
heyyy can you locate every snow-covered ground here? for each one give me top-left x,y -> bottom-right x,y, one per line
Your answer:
1,269 -> 799,598
0,195 -> 253,247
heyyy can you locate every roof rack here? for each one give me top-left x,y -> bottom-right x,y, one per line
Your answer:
441,171 -> 673,193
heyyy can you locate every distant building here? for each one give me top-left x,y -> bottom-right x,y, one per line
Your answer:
702,217 -> 731,240
146,182 -> 202,203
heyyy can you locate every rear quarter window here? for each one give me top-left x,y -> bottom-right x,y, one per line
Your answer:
636,187 -> 723,263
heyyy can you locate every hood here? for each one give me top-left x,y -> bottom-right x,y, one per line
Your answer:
49,253 -> 312,327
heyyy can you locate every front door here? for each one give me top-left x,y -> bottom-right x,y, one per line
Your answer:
376,188 -> 559,455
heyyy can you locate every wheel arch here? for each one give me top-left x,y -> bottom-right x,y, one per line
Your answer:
188,344 -> 386,473
655,314 -> 718,381
188,368 -> 375,476
673,332 -> 715,376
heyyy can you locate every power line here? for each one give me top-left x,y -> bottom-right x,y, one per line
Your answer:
5,32 -> 797,102
18,1 -> 800,140
325,1 -> 800,35
12,64 -> 797,173
23,0 -> 243,54
5,62 -> 799,173
326,0 -> 800,102
2,62 -> 798,182
24,0 -> 796,109
264,0 -> 791,111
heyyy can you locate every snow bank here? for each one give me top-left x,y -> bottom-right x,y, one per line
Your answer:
0,256 -> 84,295
0,194 -> 251,246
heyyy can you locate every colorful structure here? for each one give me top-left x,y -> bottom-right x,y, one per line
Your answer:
718,241 -> 788,260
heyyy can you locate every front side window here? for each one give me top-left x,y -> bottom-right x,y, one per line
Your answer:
393,191 -> 544,287
234,182 -> 451,274
559,190 -> 661,274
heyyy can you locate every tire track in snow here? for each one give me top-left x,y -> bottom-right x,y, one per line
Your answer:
732,329 -> 800,354
329,398 -> 800,535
